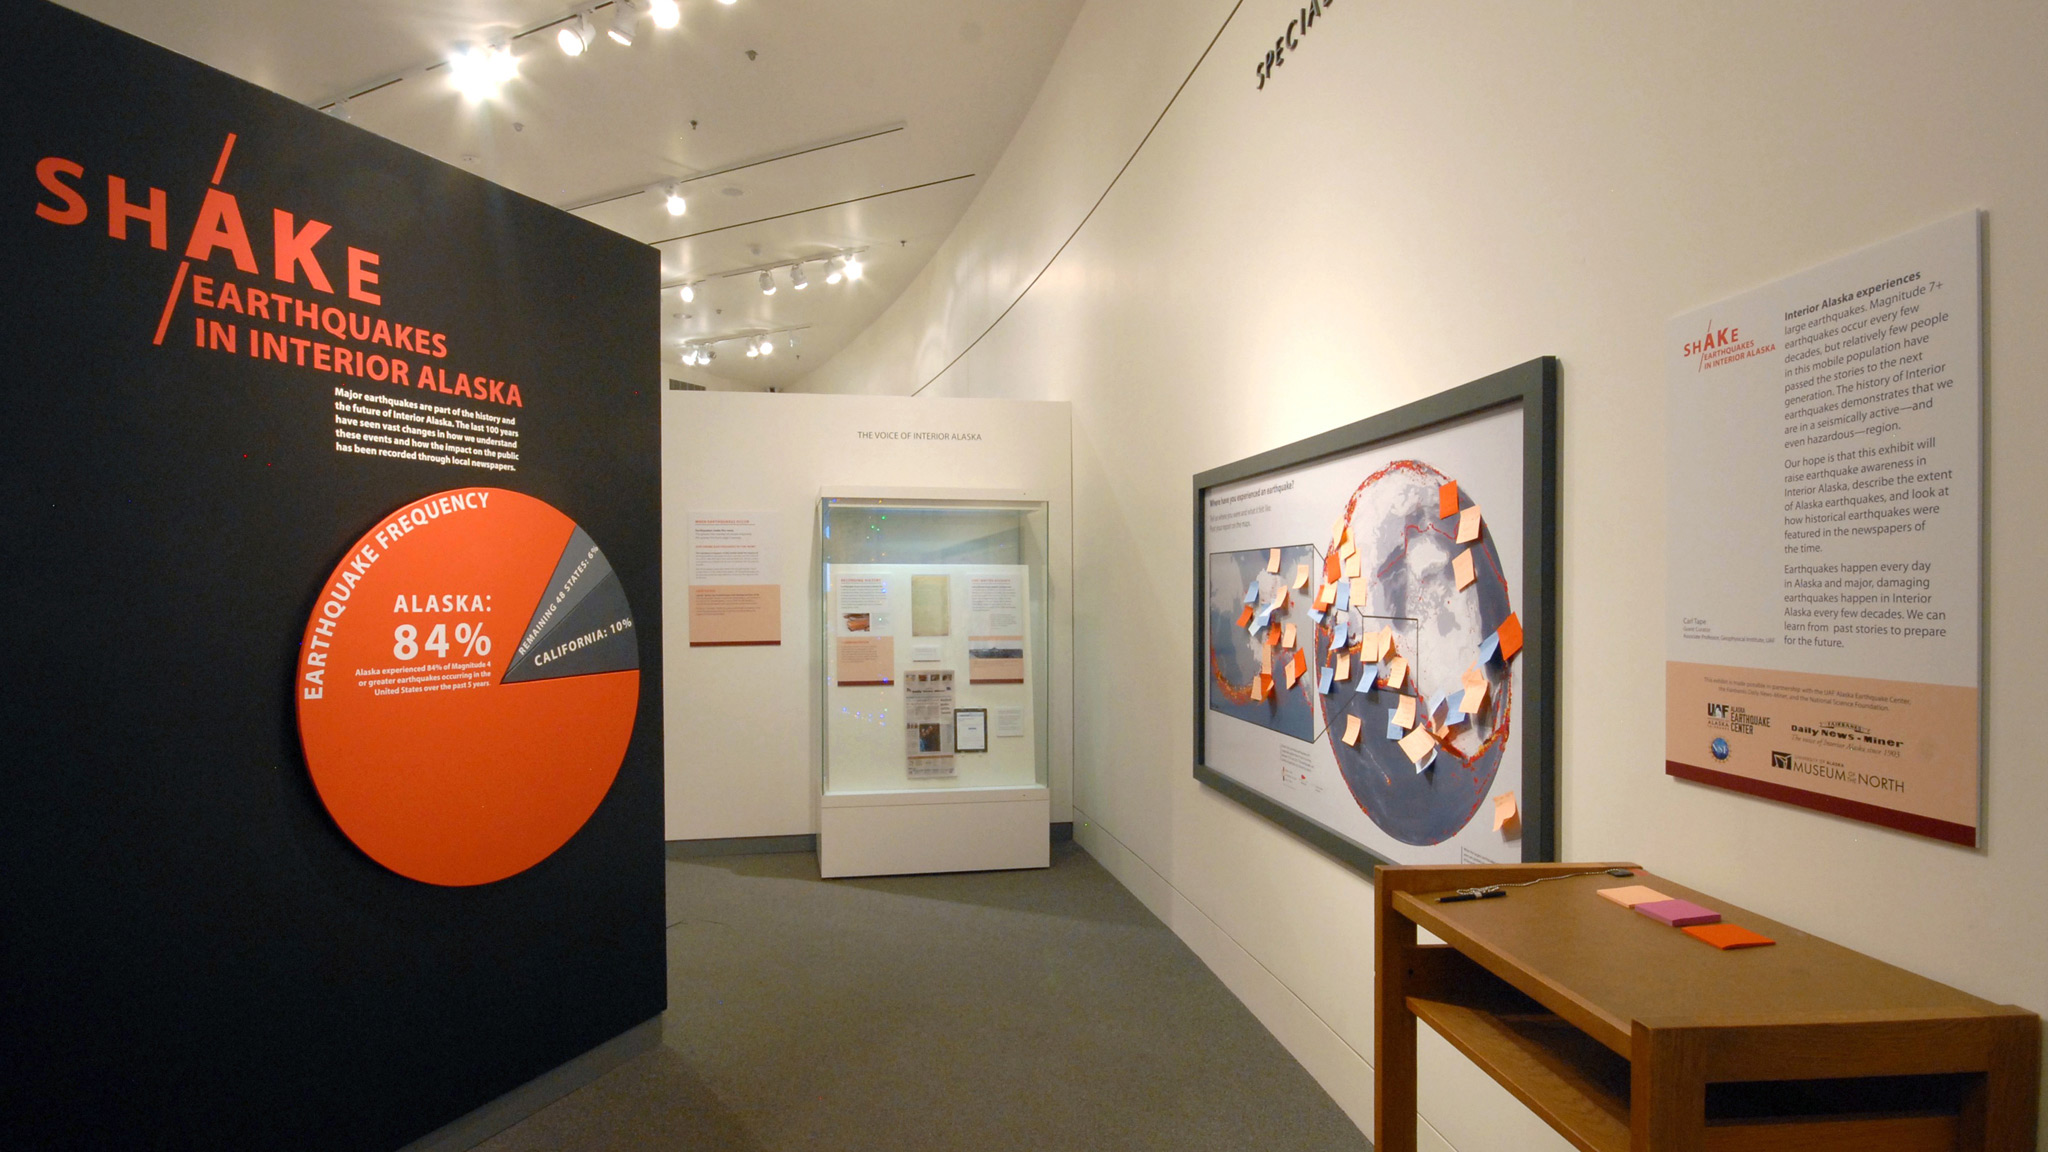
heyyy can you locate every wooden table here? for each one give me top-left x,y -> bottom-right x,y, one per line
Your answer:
1374,863 -> 2038,1151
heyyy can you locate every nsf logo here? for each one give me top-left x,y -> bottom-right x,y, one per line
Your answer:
1711,737 -> 1730,761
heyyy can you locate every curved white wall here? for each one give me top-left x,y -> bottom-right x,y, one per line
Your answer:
801,3 -> 2048,1148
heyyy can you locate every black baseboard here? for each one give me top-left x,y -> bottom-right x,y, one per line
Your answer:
1051,821 -> 1074,842
397,1016 -> 661,1152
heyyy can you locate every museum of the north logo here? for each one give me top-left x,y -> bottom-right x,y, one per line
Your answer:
1705,701 -> 1770,735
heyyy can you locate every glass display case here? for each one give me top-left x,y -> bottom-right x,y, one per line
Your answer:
817,491 -> 1051,876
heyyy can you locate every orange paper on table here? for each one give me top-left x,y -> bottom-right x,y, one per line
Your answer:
1457,505 -> 1482,544
1398,725 -> 1436,765
1336,652 -> 1350,681
1342,714 -> 1362,746
1498,613 -> 1524,660
1281,622 -> 1297,649
1267,548 -> 1280,573
1684,923 -> 1776,950
1293,564 -> 1310,590
1438,481 -> 1459,519
1236,605 -> 1255,629
1394,694 -> 1416,729
1384,655 -> 1408,691
1492,791 -> 1519,831
1595,885 -> 1672,909
1452,549 -> 1476,590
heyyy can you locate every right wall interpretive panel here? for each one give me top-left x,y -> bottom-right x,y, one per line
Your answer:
1666,212 -> 1983,845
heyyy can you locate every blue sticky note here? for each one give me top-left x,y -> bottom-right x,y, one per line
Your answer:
1417,745 -> 1438,772
1318,666 -> 1335,694
1307,607 -> 1325,624
1335,580 -> 1351,612
1243,581 -> 1261,607
1253,604 -> 1274,630
1479,632 -> 1501,664
1386,716 -> 1405,739
1332,618 -> 1349,649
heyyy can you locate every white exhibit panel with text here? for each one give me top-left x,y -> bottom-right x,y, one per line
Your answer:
661,392 -> 1072,842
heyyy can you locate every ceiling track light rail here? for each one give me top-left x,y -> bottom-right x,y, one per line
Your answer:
312,0 -> 735,113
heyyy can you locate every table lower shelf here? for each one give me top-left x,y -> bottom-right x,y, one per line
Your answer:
1407,995 -> 1964,1152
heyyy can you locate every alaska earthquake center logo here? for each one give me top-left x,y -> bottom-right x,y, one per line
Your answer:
1705,701 -> 1770,735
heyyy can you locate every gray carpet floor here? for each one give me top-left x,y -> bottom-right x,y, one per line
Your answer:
475,842 -> 1370,1151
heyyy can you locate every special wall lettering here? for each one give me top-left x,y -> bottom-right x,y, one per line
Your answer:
1255,0 -> 1334,90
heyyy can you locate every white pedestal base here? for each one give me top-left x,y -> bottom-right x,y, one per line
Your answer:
818,785 -> 1050,878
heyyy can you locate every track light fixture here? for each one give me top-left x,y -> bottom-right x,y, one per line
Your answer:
449,42 -> 518,101
664,183 -> 687,216
759,336 -> 773,355
608,0 -> 641,46
557,10 -> 593,56
650,0 -> 682,29
758,271 -> 775,296
825,255 -> 846,285
745,339 -> 760,358
789,263 -> 808,290
842,252 -> 864,281
679,282 -> 696,303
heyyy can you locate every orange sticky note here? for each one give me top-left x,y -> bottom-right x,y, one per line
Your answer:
1314,581 -> 1337,609
1267,623 -> 1282,647
1281,622 -> 1297,649
1394,694 -> 1416,729
1452,549 -> 1476,590
1236,605 -> 1255,629
1252,672 -> 1271,702
1259,644 -> 1273,674
1684,923 -> 1776,950
1342,714 -> 1362,746
1457,504 -> 1482,544
1398,725 -> 1436,765
1498,614 -> 1524,660
1335,652 -> 1350,682
1293,563 -> 1310,590
1267,548 -> 1280,573
1596,885 -> 1671,909
1291,649 -> 1307,681
1272,585 -> 1288,609
1284,660 -> 1300,689
1368,627 -> 1389,662
1462,677 -> 1488,715
1438,480 -> 1459,519
1343,551 -> 1362,579
1385,654 -> 1408,691
1491,792 -> 1519,831
1324,549 -> 1342,584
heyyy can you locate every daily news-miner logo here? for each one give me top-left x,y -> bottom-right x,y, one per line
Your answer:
1705,702 -> 1769,735
1789,719 -> 1906,751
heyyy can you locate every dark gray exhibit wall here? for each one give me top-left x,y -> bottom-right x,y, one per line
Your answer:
0,2 -> 664,1149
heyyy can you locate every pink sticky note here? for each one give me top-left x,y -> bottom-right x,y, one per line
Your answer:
1452,549 -> 1476,590
1596,885 -> 1671,909
1457,505 -> 1482,544
1634,899 -> 1721,928
1492,792 -> 1518,831
1342,714 -> 1362,746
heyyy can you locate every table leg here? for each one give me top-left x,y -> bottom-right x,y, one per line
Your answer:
1631,1022 -> 1706,1152
1375,876 -> 1418,1152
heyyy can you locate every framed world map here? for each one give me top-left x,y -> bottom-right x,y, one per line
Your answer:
1193,359 -> 1558,869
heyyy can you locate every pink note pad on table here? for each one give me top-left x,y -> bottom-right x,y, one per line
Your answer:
1634,898 -> 1721,927
1596,885 -> 1670,909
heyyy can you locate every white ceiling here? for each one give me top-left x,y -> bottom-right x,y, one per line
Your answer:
56,0 -> 1085,387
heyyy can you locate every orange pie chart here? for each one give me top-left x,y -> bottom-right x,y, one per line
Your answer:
296,488 -> 640,886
